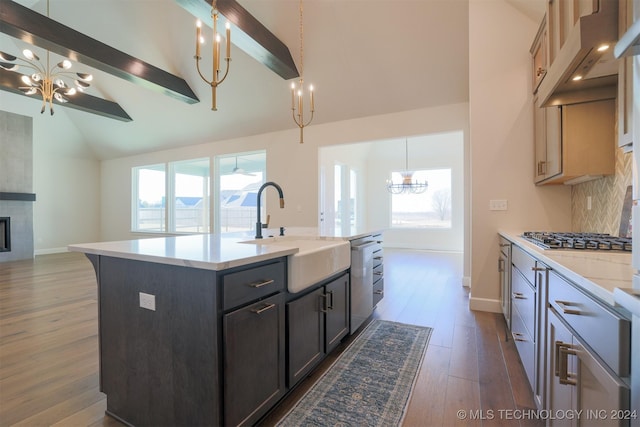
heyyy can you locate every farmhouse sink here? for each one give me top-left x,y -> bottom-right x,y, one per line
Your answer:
241,236 -> 350,293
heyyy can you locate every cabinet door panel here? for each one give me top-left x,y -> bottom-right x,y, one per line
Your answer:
544,105 -> 562,179
287,288 -> 325,387
534,99 -> 547,183
224,293 -> 285,426
547,308 -> 576,427
325,274 -> 350,353
575,337 -> 630,427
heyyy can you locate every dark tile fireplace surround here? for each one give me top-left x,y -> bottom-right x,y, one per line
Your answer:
0,192 -> 36,260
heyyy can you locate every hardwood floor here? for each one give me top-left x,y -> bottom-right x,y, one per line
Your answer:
0,250 -> 541,426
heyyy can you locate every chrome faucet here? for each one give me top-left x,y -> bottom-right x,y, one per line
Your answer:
255,182 -> 285,239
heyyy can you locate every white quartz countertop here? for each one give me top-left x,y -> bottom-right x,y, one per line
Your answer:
499,231 -> 633,308
68,227 -> 384,271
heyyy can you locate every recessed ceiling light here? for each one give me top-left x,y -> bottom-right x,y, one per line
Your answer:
572,75 -> 583,81
597,44 -> 610,52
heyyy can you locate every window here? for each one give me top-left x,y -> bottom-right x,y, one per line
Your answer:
171,159 -> 210,233
215,151 -> 266,233
390,168 -> 452,228
133,164 -> 166,232
132,158 -> 210,233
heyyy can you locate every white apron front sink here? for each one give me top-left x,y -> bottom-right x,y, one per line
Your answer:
241,236 -> 350,293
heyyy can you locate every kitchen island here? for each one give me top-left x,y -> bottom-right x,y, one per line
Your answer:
68,228 -> 382,427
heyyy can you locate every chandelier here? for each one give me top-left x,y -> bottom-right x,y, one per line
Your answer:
0,2 -> 93,116
195,0 -> 231,111
290,0 -> 315,144
386,139 -> 428,194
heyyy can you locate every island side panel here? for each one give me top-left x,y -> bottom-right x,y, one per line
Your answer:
98,256 -> 219,426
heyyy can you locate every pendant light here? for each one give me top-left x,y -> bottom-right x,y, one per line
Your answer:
386,139 -> 428,194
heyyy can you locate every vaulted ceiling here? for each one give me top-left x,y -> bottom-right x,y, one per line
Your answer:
0,0 -> 541,160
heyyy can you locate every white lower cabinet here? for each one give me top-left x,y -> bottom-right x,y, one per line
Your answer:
500,237 -> 632,426
547,307 -> 630,427
546,270 -> 631,426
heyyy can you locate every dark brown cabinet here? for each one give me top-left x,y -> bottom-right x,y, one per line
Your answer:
287,273 -> 349,387
325,274 -> 350,352
97,256 -> 220,426
287,287 -> 325,386
223,293 -> 286,427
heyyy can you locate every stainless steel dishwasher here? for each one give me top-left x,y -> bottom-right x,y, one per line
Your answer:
350,238 -> 376,333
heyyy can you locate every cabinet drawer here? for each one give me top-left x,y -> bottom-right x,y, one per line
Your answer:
222,261 -> 285,311
511,268 -> 536,339
511,305 -> 535,389
373,250 -> 383,268
512,245 -> 536,286
373,263 -> 384,279
548,271 -> 630,376
373,278 -> 384,307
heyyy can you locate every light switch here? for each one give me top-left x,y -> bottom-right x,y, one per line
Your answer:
139,292 -> 156,311
489,199 -> 508,211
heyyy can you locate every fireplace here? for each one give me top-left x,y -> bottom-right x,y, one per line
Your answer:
0,217 -> 10,252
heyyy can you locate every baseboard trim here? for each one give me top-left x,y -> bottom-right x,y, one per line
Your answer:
469,297 -> 502,313
35,247 -> 69,255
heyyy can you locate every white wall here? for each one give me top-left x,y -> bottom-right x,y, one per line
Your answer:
100,103 -> 470,245
468,0 -> 572,312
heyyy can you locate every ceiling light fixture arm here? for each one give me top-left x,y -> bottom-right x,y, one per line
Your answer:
288,0 -> 315,143
194,2 -> 231,111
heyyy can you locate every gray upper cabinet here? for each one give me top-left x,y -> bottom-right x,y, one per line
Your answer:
618,0 -> 637,152
533,98 -> 615,185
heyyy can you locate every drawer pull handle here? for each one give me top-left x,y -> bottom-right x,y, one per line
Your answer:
374,271 -> 383,276
512,292 -> 526,299
556,341 -> 577,386
531,266 -> 549,272
555,300 -> 582,315
248,279 -> 274,288
374,256 -> 383,260
511,332 -> 527,342
374,290 -> 384,295
251,303 -> 276,315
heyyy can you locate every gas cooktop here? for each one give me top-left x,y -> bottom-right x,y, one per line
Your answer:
522,231 -> 632,251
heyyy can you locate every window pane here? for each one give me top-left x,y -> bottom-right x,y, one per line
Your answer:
133,164 -> 166,232
217,152 -> 266,233
172,158 -> 210,233
391,169 -> 451,228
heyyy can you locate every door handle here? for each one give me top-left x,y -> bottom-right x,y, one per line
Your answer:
249,279 -> 274,288
557,343 -> 577,386
251,303 -> 276,315
555,300 -> 582,315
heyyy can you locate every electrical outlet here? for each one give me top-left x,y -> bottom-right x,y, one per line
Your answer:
139,292 -> 156,311
489,199 -> 508,211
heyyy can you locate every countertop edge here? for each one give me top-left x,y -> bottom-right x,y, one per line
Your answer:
68,242 -> 299,271
498,230 -> 631,310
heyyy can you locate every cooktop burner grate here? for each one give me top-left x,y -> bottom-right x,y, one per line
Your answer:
521,232 -> 632,251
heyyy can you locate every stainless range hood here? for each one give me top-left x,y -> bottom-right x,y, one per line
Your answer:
537,0 -> 619,107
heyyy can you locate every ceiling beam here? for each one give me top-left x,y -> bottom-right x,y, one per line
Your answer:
0,0 -> 199,104
176,0 -> 299,80
0,68 -> 132,121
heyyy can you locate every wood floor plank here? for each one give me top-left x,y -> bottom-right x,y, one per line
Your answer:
402,344 -> 451,426
442,376 -> 481,427
449,324 -> 479,382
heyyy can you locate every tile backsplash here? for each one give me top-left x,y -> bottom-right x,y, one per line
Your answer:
572,146 -> 632,236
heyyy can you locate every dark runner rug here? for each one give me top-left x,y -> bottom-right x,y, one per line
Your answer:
276,319 -> 433,427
